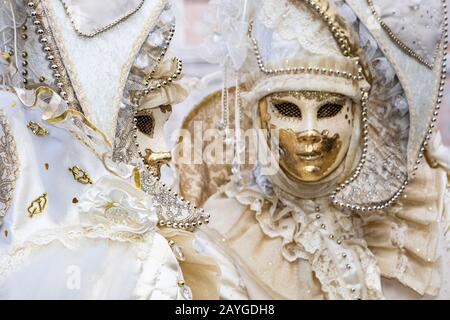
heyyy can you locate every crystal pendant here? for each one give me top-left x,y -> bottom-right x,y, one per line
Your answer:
170,242 -> 186,261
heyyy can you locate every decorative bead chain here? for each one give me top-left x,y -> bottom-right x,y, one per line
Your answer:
60,0 -> 146,38
221,63 -> 230,130
248,21 -> 364,81
132,57 -> 182,105
129,24 -> 208,231
19,16 -> 46,85
330,89 -> 375,210
366,0 -> 434,69
332,0 -> 449,212
26,1 -> 76,107
20,21 -> 29,85
144,23 -> 176,86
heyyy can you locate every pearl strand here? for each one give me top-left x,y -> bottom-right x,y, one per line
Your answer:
248,21 -> 364,81
27,1 -> 75,106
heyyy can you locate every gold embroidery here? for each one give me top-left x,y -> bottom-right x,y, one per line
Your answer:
271,91 -> 344,102
69,165 -> 93,184
44,163 -> 49,170
27,192 -> 48,218
27,121 -> 49,137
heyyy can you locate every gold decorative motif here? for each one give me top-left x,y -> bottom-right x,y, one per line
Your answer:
69,165 -> 93,184
271,91 -> 344,102
27,192 -> 48,218
143,148 -> 172,178
27,121 -> 49,137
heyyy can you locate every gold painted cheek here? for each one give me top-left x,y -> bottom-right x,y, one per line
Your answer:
278,129 -> 343,182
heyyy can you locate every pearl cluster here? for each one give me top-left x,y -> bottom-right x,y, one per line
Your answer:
130,24 -> 209,231
248,21 -> 364,82
332,0 -> 448,212
26,1 -> 74,106
367,0 -> 434,69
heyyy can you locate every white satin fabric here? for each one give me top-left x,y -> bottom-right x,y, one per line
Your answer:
370,0 -> 443,67
0,90 -> 187,300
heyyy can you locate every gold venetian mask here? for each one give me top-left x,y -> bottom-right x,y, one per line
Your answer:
258,91 -> 356,182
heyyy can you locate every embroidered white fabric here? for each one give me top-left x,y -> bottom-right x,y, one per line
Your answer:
254,0 -> 341,63
370,0 -> 443,67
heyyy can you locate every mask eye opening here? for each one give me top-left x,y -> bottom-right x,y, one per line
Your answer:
317,103 -> 343,119
272,101 -> 302,119
135,110 -> 155,137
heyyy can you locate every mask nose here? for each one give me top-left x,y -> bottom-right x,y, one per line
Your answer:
296,131 -> 322,145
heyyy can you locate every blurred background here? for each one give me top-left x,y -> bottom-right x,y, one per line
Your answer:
167,0 -> 450,147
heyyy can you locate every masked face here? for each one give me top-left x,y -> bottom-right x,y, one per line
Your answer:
258,91 -> 356,182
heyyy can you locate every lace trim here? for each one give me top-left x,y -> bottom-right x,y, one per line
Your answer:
224,179 -> 384,299
0,225 -> 154,284
0,106 -> 19,224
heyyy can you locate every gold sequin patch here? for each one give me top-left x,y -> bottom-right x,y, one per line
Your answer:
27,121 -> 49,137
27,192 -> 48,218
69,165 -> 93,184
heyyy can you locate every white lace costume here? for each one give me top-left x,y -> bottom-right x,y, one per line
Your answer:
0,0 -> 246,300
